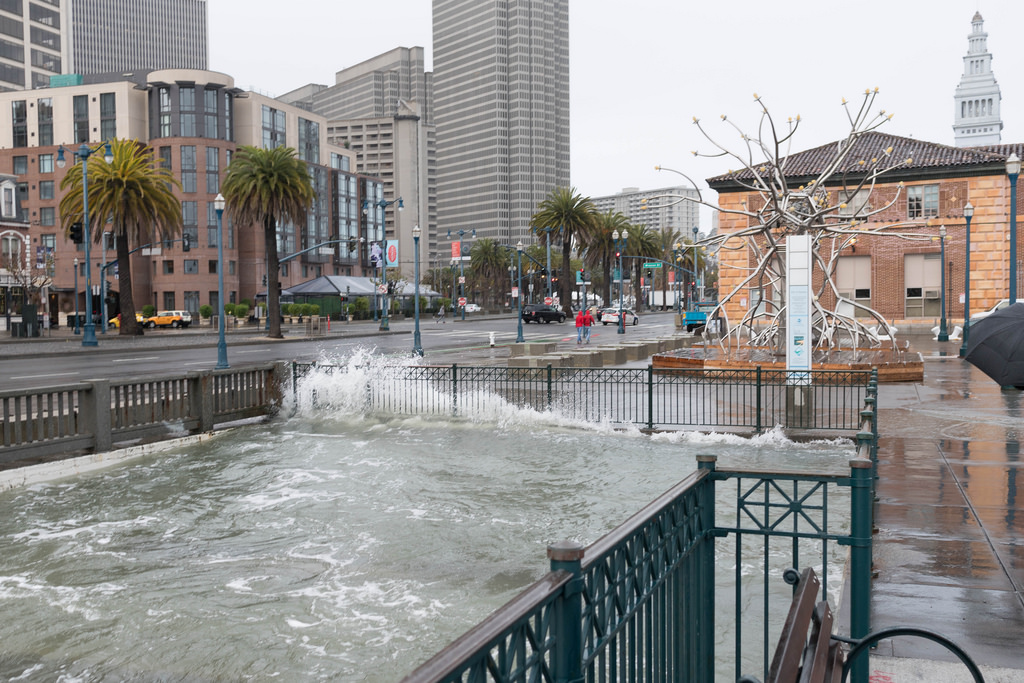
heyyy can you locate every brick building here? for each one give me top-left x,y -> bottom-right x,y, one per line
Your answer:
706,132 -> 1023,328
0,68 -> 388,327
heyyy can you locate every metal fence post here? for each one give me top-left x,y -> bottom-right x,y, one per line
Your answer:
849,458 -> 873,683
452,364 -> 459,417
547,364 -> 553,411
548,540 -> 585,683
755,366 -> 763,433
696,454 -> 718,682
82,380 -> 112,453
647,364 -> 654,430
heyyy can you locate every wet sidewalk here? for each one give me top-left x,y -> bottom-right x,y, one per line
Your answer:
868,336 -> 1024,681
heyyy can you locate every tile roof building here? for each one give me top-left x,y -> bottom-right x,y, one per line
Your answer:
707,132 -> 1023,326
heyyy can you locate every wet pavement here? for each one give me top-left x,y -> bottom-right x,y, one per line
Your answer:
869,336 -> 1024,679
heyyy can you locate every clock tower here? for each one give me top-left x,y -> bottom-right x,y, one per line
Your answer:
953,12 -> 1002,147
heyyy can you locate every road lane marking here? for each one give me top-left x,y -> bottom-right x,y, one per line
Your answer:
11,372 -> 81,380
111,357 -> 160,363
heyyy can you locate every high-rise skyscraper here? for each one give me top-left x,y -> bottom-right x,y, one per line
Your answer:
70,0 -> 208,75
432,0 -> 569,253
953,12 -> 1002,147
0,0 -> 68,90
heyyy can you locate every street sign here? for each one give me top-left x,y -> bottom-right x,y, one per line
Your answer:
458,276 -> 466,284
544,296 -> 553,305
642,262 -> 662,269
512,287 -> 519,298
377,284 -> 387,294
458,297 -> 467,306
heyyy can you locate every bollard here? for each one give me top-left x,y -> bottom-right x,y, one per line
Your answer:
848,458 -> 873,683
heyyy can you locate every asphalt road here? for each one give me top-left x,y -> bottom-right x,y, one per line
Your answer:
2,311 -> 679,390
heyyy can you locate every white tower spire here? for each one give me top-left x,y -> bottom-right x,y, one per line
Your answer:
953,12 -> 1002,147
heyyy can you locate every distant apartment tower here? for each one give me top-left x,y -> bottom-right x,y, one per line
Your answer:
953,12 -> 1002,147
70,0 -> 207,75
0,0 -> 68,90
592,186 -> 701,237
432,0 -> 569,254
280,47 -> 434,279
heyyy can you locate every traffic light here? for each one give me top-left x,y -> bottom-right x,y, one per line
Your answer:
182,234 -> 190,252
646,269 -> 653,279
615,251 -> 620,259
262,274 -> 267,286
69,222 -> 83,244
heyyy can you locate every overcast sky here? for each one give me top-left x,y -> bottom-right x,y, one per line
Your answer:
209,0 -> 1023,209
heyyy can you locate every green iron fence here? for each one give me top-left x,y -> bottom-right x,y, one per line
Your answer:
291,363 -> 871,433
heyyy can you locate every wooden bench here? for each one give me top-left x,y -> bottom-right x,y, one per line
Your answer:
740,567 -> 986,683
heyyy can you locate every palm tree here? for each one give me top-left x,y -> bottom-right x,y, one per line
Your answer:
469,238 -> 508,306
531,187 -> 597,315
627,224 -> 661,309
222,146 -> 314,339
590,210 -> 630,308
59,138 -> 182,336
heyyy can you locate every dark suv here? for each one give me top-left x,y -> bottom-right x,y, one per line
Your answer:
521,304 -> 566,324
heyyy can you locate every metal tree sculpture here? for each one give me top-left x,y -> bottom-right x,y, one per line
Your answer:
657,89 -> 943,354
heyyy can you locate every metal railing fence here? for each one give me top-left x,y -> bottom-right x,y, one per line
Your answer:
1,364 -> 282,463
397,372 -> 879,683
292,362 -> 871,432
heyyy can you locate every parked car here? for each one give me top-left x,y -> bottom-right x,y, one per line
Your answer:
108,313 -> 145,328
144,310 -> 193,328
521,304 -> 566,324
970,299 -> 1012,320
463,302 -> 481,313
601,308 -> 639,326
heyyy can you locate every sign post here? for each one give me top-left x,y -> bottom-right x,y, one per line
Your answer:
785,234 -> 813,427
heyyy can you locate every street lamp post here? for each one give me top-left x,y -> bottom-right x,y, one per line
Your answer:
1008,153 -> 1021,305
362,197 -> 403,331
692,227 -> 700,309
214,194 -> 229,369
938,225 -> 949,342
960,203 -> 975,358
673,241 -> 684,315
73,257 -> 80,334
412,225 -> 423,356
516,241 -> 525,343
448,228 -> 475,320
540,225 -> 555,300
100,231 -> 110,333
57,141 -> 113,347
613,229 -> 628,334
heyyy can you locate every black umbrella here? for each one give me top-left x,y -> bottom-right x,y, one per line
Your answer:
965,302 -> 1024,388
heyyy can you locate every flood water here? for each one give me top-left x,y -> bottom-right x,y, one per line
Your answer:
0,358 -> 854,682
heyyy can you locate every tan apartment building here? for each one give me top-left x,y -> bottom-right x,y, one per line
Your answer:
0,68 -> 384,327
706,132 -> 1023,328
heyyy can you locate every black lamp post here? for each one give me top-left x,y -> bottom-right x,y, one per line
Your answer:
214,193 -> 229,369
516,241 -> 525,343
57,141 -> 113,347
613,228 -> 628,334
938,225 -> 949,342
412,225 -> 423,356
1008,153 -> 1020,305
448,228 -> 475,320
959,203 -> 974,358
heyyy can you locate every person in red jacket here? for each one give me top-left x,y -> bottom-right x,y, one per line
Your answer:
575,309 -> 585,344
582,307 -> 594,344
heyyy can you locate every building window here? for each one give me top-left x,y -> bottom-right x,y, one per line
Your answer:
13,155 -> 28,174
163,260 -> 174,274
205,146 -> 219,194
181,146 -> 196,193
100,92 -> 116,139
262,105 -> 286,149
298,117 -> 319,163
163,292 -> 176,310
73,94 -> 89,143
37,97 -> 53,146
38,153 -> 53,173
12,100 -> 27,147
2,186 -> 14,217
184,291 -> 200,312
907,185 -> 938,219
208,260 -> 218,274
224,92 -> 232,141
41,233 -> 56,251
38,179 -> 53,199
159,87 -> 171,137
229,260 -> 236,275
184,259 -> 199,274
39,206 -> 54,225
1,233 -> 20,260
207,225 -> 218,247
182,200 -> 197,226
204,88 -> 218,139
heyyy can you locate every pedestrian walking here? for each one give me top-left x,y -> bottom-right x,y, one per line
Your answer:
435,304 -> 446,323
575,309 -> 585,344
582,307 -> 594,344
